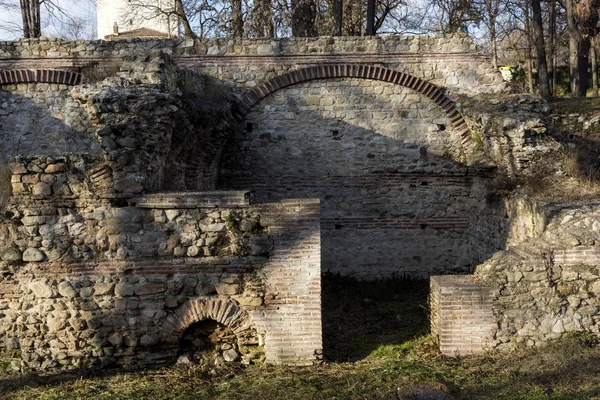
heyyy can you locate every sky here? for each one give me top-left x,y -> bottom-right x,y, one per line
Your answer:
0,1 -> 96,41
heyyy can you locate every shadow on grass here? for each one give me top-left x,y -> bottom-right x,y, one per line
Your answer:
0,367 -> 125,399
321,272 -> 429,362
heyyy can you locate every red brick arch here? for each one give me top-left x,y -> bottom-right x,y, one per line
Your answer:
161,297 -> 252,342
0,69 -> 82,86
236,64 -> 471,147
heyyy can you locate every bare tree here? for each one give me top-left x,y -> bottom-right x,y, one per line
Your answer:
531,0 -> 551,97
564,0 -> 600,97
249,0 -> 274,37
176,0 -> 198,38
57,15 -> 94,40
426,0 -> 479,33
291,0 -> 317,36
474,0 -> 509,69
366,0 -> 375,35
547,0 -> 558,95
372,0 -> 406,34
20,0 -> 41,38
124,0 -> 197,38
332,0 -> 343,35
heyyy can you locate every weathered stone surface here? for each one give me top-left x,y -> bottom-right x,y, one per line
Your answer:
134,283 -> 165,296
215,284 -> 242,296
32,182 -> 52,196
1,247 -> 21,262
177,354 -> 192,364
57,281 -> 77,298
114,282 -> 134,297
22,248 -> 44,262
28,281 -> 52,298
222,349 -> 240,362
140,334 -> 158,347
200,223 -> 226,232
94,282 -> 114,296
397,384 -> 448,400
239,219 -> 257,232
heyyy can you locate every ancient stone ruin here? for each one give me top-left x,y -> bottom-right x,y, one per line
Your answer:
0,34 -> 598,371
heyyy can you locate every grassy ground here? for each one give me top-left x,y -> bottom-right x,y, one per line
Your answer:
1,276 -> 600,400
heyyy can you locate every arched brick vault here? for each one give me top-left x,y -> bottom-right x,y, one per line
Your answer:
161,297 -> 252,342
235,64 -> 472,148
0,69 -> 82,86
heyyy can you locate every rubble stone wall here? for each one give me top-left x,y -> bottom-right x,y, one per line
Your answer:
0,83 -> 98,162
432,198 -> 600,354
474,201 -> 600,348
0,192 -> 322,371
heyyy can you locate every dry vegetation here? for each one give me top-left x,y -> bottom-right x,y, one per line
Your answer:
1,276 -> 600,400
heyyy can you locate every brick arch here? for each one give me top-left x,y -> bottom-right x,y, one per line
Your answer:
236,64 -> 471,147
161,297 -> 251,342
0,69 -> 82,86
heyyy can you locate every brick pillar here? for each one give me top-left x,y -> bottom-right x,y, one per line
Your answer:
430,275 -> 496,355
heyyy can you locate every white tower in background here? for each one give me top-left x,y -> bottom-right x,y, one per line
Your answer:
97,0 -> 178,40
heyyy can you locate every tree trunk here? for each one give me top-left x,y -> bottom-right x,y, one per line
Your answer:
490,23 -> 498,70
20,0 -> 40,38
524,1 -> 534,94
531,0 -> 551,98
566,0 -> 589,97
366,0 -> 375,36
291,0 -> 317,37
31,0 -> 40,37
20,0 -> 31,38
548,0 -> 556,95
175,0 -> 198,39
333,0 -> 343,36
593,36 -> 598,97
231,0 -> 244,38
253,0 -> 274,37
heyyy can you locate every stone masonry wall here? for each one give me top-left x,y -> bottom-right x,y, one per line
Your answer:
0,36 -> 506,96
0,83 -> 98,162
474,201 -> 600,348
220,78 -> 500,277
0,191 -> 322,371
1,51 -> 236,195
0,52 -> 322,371
433,198 -> 600,354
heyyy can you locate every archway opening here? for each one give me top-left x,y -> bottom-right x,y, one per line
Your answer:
177,319 -> 264,367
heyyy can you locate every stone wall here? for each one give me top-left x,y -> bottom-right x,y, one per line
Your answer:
0,52 -> 237,195
459,94 -> 558,177
220,77 -> 501,277
0,191 -> 322,371
0,36 -> 506,96
0,83 -> 98,162
432,197 -> 600,353
474,201 -> 600,348
0,52 -> 323,371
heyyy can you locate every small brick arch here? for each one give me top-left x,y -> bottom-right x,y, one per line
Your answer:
0,69 -> 82,86
161,297 -> 251,342
236,64 -> 471,147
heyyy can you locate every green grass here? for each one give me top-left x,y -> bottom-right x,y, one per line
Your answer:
2,276 -> 600,399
